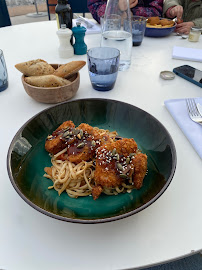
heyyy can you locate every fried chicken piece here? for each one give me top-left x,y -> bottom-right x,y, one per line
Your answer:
92,138 -> 148,200
92,185 -> 103,200
45,122 -> 113,164
168,20 -> 174,26
131,153 -> 147,189
148,17 -> 160,25
160,19 -> 174,27
77,123 -> 112,144
94,138 -> 138,187
45,120 -> 75,154
65,124 -> 112,164
92,138 -> 146,199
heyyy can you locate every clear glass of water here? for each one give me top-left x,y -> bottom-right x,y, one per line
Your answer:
0,50 -> 8,92
87,47 -> 120,91
100,0 -> 132,71
100,14 -> 121,33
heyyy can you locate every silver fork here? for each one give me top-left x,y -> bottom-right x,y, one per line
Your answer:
186,98 -> 202,126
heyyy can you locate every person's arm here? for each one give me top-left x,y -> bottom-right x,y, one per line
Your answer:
87,0 -> 107,23
131,0 -> 164,17
163,0 -> 183,16
192,17 -> 202,28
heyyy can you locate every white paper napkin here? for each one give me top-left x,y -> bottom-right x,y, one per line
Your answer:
164,98 -> 202,159
73,19 -> 101,35
172,46 -> 202,62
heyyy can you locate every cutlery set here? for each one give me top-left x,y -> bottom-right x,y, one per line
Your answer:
186,98 -> 202,126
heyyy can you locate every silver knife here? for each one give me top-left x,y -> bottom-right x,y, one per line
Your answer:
197,103 -> 202,116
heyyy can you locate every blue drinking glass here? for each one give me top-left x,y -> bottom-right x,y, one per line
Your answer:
87,47 -> 120,91
0,49 -> 8,92
124,16 -> 146,46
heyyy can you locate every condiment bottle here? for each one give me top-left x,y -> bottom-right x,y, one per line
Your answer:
72,22 -> 87,55
188,27 -> 201,42
55,0 -> 73,30
57,24 -> 74,58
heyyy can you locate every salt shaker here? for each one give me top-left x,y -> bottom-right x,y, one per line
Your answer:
56,24 -> 74,58
72,22 -> 87,55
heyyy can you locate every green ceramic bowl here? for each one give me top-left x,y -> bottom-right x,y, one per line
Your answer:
7,99 -> 177,224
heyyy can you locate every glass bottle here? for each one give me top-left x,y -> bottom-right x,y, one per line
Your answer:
55,0 -> 73,30
188,27 -> 202,42
100,0 -> 132,71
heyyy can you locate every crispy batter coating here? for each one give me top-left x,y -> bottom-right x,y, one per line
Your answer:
45,122 -> 113,164
64,123 -> 112,164
132,153 -> 147,189
160,19 -> 174,26
92,185 -> 103,200
77,123 -> 112,146
55,120 -> 75,132
92,138 -> 147,200
147,17 -> 174,28
45,120 -> 75,154
147,17 -> 160,25
93,138 -> 139,199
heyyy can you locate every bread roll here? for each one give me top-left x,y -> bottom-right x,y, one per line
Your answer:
15,59 -> 55,76
24,75 -> 71,88
53,61 -> 86,78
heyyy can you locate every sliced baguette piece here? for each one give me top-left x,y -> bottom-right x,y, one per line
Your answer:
24,75 -> 71,88
53,61 -> 86,78
15,59 -> 55,76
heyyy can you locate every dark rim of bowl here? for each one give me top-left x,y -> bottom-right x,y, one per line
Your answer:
7,98 -> 177,224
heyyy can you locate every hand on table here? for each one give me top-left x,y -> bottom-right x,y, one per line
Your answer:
119,0 -> 138,11
175,21 -> 194,35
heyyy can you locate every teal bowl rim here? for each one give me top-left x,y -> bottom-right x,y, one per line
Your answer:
7,98 -> 177,224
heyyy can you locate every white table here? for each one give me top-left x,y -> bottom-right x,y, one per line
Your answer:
0,21 -> 202,270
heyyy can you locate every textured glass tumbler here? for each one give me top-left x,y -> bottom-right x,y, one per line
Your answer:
87,47 -> 120,91
0,50 -> 8,92
124,16 -> 146,46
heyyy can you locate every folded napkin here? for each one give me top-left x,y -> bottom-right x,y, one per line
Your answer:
172,46 -> 202,62
164,98 -> 202,159
73,18 -> 101,35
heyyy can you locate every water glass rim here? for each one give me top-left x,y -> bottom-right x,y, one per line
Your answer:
0,49 -> 3,57
101,14 -> 121,20
87,47 -> 120,60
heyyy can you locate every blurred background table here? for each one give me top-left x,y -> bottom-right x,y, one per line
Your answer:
0,21 -> 202,270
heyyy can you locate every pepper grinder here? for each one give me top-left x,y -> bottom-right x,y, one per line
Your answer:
72,22 -> 87,55
57,24 -> 74,59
